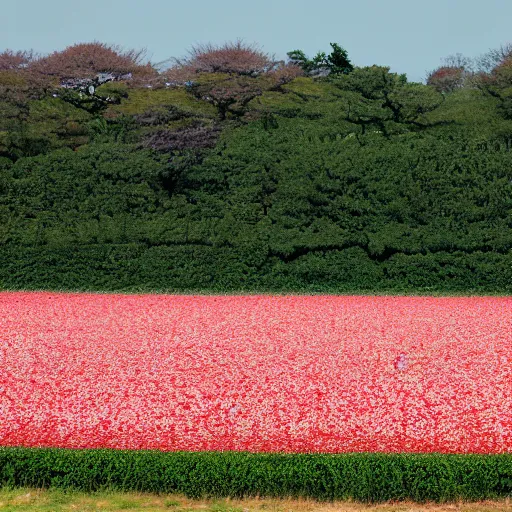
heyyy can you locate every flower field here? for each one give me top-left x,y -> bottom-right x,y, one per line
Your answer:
0,293 -> 511,454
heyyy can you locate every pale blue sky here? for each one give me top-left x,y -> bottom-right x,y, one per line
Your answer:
4,0 -> 511,82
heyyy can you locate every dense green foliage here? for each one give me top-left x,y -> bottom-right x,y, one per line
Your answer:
287,43 -> 354,76
1,448 -> 511,503
2,46 -> 512,293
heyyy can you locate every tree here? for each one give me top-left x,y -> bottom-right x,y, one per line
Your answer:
287,43 -> 353,76
187,74 -> 269,120
426,52 -> 475,93
0,49 -> 51,92
469,44 -> 512,120
475,61 -> 512,120
326,43 -> 354,75
331,66 -> 444,139
427,66 -> 465,93
0,50 -> 35,70
165,40 -> 302,120
443,53 -> 474,71
28,42 -> 156,82
476,43 -> 512,74
17,43 -> 157,116
0,52 -> 53,160
170,39 -> 277,76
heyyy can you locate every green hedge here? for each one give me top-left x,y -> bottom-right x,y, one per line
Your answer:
2,244 -> 512,294
1,448 -> 511,503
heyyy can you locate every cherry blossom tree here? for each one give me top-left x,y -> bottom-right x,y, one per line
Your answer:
0,50 -> 35,70
28,42 -> 156,81
426,66 -> 465,93
172,39 -> 277,76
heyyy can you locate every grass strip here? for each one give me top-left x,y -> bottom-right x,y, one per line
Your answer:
1,487 -> 512,512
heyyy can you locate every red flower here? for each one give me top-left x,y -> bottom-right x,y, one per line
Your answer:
0,293 -> 511,454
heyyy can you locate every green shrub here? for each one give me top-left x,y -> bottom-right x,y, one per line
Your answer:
0,449 -> 510,503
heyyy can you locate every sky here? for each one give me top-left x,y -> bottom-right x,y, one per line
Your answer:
3,0 -> 512,82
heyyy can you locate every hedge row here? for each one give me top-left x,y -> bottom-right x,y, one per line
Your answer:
2,244 -> 512,293
1,448 -> 512,503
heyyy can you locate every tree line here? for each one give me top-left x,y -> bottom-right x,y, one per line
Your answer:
1,40 -> 512,292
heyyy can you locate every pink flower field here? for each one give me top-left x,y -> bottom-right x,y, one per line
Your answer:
1,293 -> 511,454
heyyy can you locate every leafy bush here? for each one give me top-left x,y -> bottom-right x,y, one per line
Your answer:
0,448 -> 511,503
